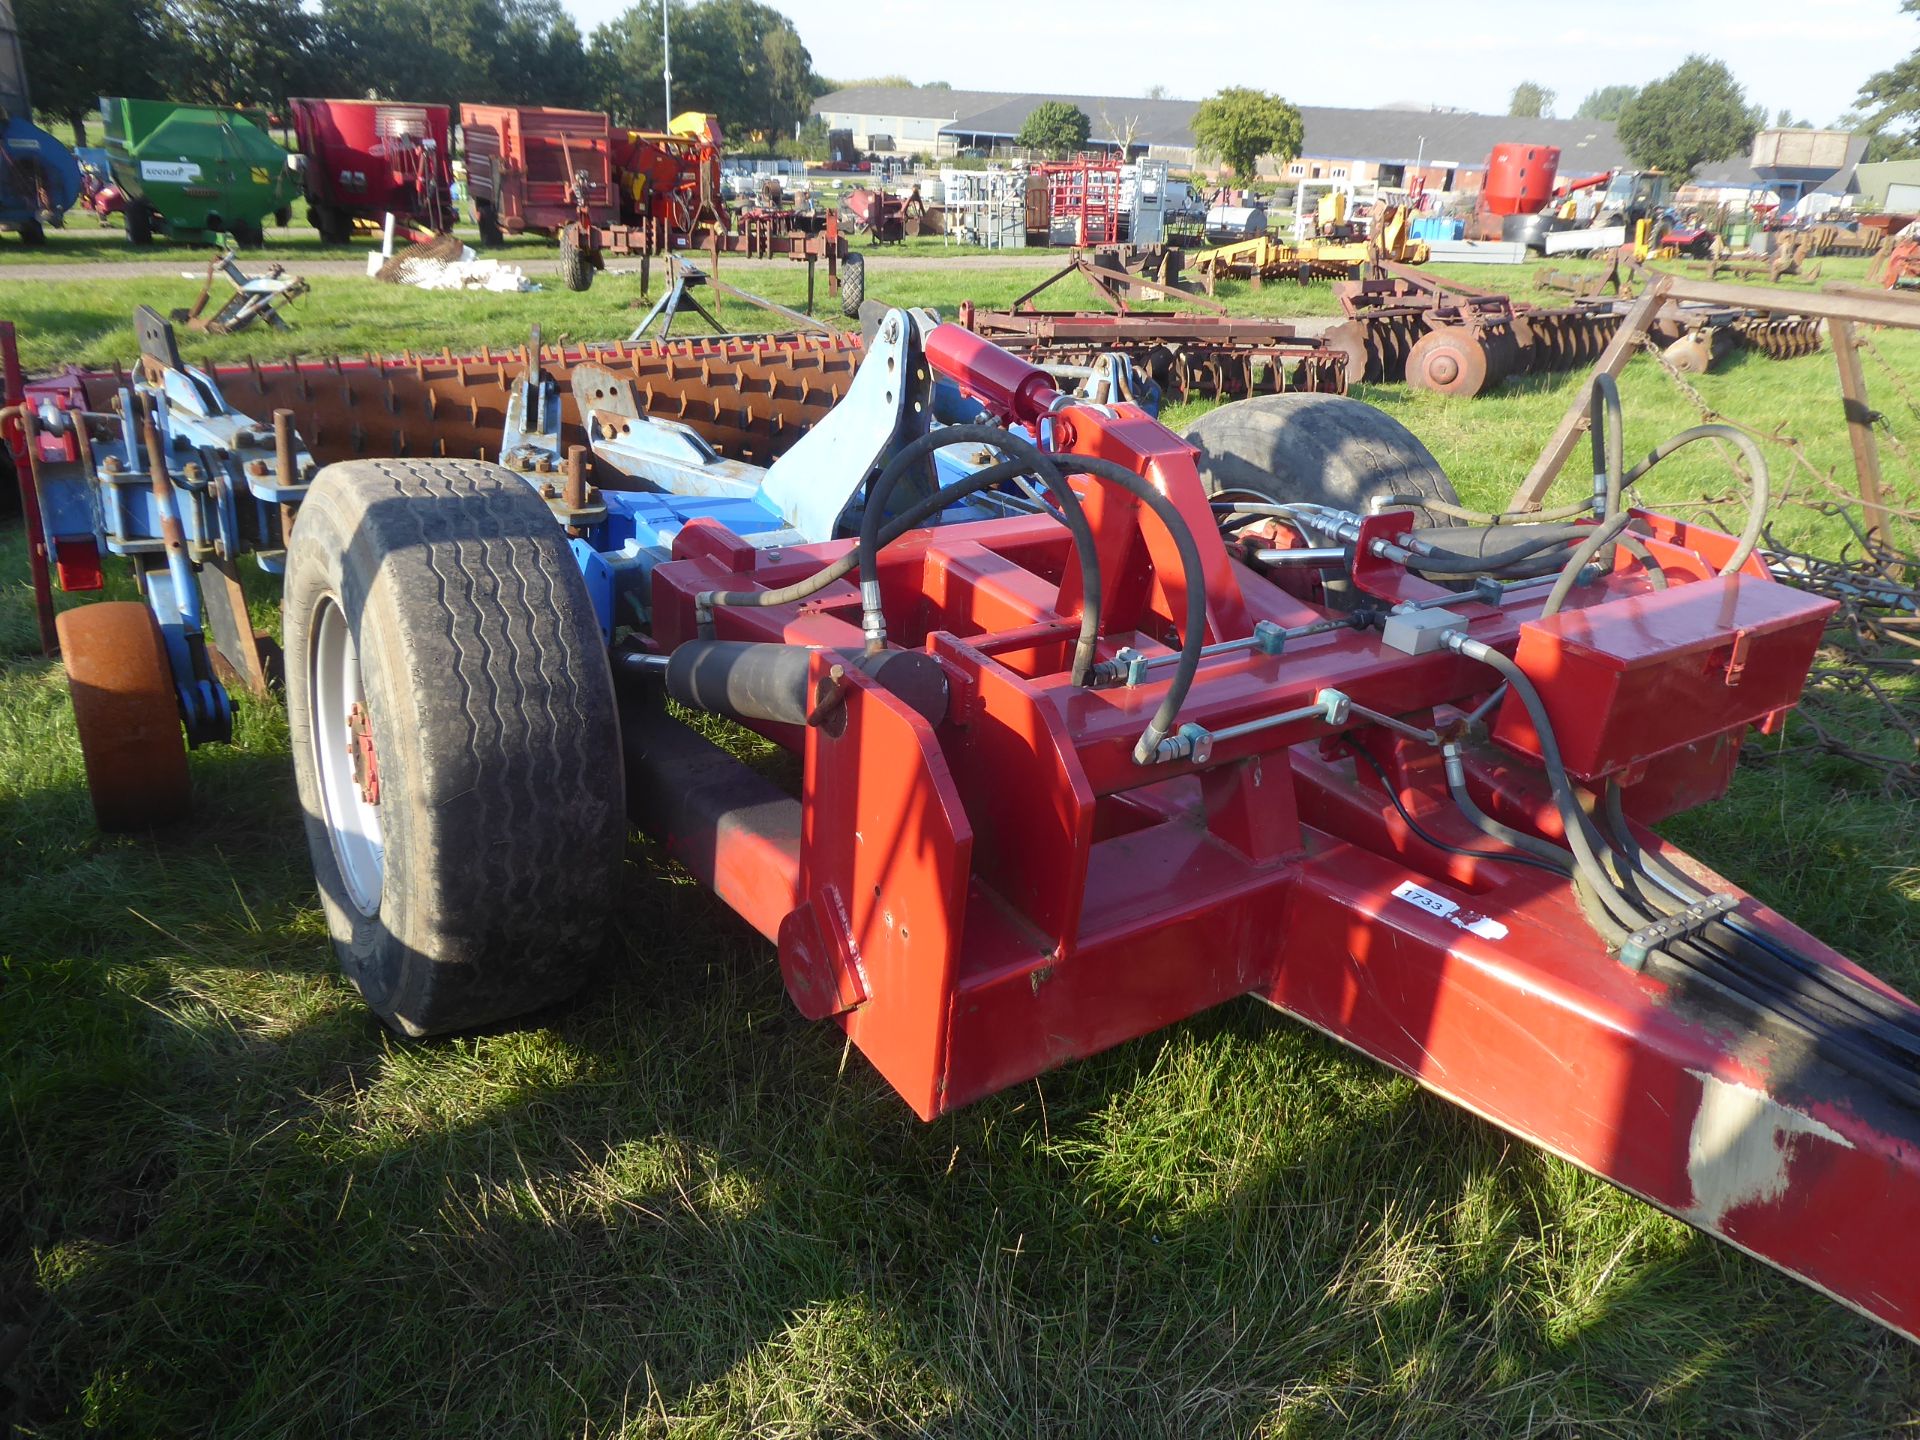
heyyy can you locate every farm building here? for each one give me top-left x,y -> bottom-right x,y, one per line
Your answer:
809,84 -> 1628,187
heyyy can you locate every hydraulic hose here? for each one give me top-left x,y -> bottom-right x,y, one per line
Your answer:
854,424 -> 1103,679
1589,372 -> 1625,524
1391,529 -> 1587,576
1538,511 -> 1637,619
1449,636 -> 1661,938
1441,742 -> 1576,873
1620,424 -> 1770,576
1378,493 -> 1597,527
704,454 -> 1040,611
1047,450 -> 1213,765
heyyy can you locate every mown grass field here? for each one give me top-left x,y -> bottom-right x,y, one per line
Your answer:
4,254 -> 1920,1437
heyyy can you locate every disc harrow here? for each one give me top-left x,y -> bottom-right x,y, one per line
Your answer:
1326,281 -> 1619,396
956,306 -> 1348,403
1731,314 -> 1825,359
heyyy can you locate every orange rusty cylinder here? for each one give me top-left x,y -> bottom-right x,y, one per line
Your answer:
54,601 -> 191,830
1483,143 -> 1561,217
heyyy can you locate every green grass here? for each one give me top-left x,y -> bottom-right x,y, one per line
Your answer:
5,256 -> 1920,1436
0,211 -> 558,266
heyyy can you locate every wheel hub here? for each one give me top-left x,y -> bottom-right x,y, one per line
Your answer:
346,700 -> 380,805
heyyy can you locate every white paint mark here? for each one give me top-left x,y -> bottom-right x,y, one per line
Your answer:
1685,1070 -> 1853,1226
1391,879 -> 1508,942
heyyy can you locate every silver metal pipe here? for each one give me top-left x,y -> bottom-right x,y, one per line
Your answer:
1251,546 -> 1346,566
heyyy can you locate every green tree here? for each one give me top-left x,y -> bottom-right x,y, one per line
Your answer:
1617,55 -> 1762,176
165,0 -> 325,108
591,0 -> 816,138
1191,86 -> 1303,179
1508,81 -> 1554,118
1015,100 -> 1090,158
1574,84 -> 1637,121
17,0 -> 171,144
1853,0 -> 1920,160
317,0 -> 585,111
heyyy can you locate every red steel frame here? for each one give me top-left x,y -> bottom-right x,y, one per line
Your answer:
624,324 -> 1920,1343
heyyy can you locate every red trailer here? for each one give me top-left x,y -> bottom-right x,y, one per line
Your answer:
460,103 -> 616,245
556,112 -> 849,304
289,98 -> 453,244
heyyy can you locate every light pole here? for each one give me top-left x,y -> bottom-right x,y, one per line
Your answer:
663,1 -> 673,125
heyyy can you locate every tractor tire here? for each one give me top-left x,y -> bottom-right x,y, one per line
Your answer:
476,202 -> 503,249
56,601 -> 191,830
285,457 -> 625,1037
839,251 -> 866,318
1184,392 -> 1460,527
559,227 -> 593,292
310,201 -> 352,246
230,218 -> 265,248
125,199 -> 153,247
17,216 -> 44,247
274,205 -> 292,228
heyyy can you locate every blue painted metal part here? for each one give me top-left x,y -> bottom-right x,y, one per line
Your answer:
0,115 -> 81,225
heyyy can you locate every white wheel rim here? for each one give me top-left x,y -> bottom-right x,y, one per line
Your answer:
309,595 -> 384,917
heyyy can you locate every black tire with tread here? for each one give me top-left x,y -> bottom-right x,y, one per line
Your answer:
17,216 -> 44,247
476,203 -> 503,248
839,251 -> 865,318
231,218 -> 265,248
125,199 -> 153,247
1183,392 -> 1460,527
284,457 -> 625,1036
559,227 -> 593,291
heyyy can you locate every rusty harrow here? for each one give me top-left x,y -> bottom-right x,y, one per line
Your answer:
1325,273 -> 1620,396
955,304 -> 1347,404
1730,315 -> 1826,360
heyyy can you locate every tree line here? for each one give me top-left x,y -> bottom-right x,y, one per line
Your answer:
17,0 -> 824,148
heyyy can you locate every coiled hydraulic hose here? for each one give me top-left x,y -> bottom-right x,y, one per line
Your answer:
854,424 -> 1106,680
854,421 -> 1212,765
1041,450 -> 1214,766
1619,423 -> 1770,576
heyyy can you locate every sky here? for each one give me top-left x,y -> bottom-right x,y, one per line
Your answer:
560,0 -> 1912,127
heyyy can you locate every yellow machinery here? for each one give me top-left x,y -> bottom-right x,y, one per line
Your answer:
1192,203 -> 1429,285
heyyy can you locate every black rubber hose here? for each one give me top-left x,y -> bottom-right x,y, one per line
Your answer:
1352,742 -> 1566,876
1601,783 -> 1920,1042
1619,423 -> 1770,576
1441,743 -> 1576,873
707,455 -> 1036,611
854,424 -> 1103,682
1590,371 -> 1624,524
1045,450 -> 1213,764
1539,511 -> 1636,618
1393,529 -> 1587,576
1453,638 -> 1662,938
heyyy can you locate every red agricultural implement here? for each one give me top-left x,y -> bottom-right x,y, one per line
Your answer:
290,97 -> 453,244
13,309 -> 1920,1347
554,113 -> 850,301
461,103 -> 616,244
